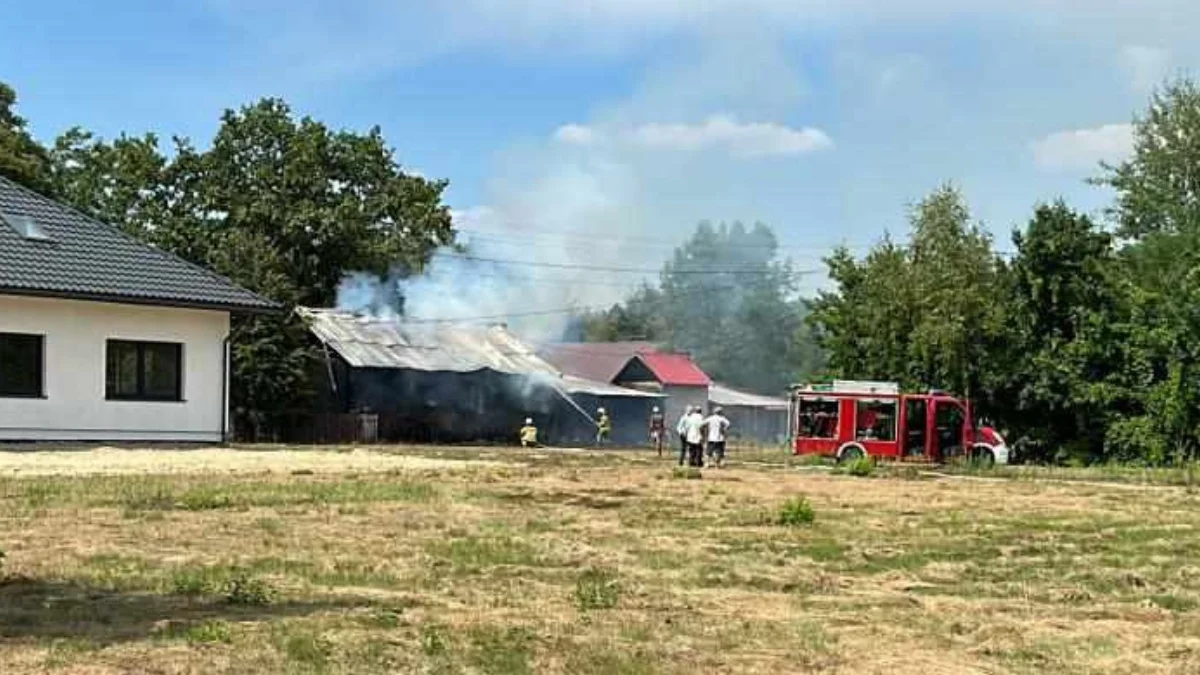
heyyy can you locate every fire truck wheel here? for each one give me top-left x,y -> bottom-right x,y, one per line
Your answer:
837,444 -> 866,464
971,444 -> 996,468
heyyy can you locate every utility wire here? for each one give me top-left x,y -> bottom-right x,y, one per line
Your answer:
455,228 -> 1018,258
444,253 -> 818,275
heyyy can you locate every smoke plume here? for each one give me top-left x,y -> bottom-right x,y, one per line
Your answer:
337,25 -> 827,345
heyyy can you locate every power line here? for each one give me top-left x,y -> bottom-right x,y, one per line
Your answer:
457,228 -> 848,254
445,253 -> 818,275
456,228 -> 1018,258
404,305 -> 612,324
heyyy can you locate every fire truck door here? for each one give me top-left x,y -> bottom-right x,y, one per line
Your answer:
904,398 -> 926,457
934,401 -> 966,460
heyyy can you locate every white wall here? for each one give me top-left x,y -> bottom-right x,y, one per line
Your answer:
0,295 -> 230,442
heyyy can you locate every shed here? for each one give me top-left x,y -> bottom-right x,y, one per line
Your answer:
300,309 -> 661,445
542,342 -> 712,428
709,383 -> 790,445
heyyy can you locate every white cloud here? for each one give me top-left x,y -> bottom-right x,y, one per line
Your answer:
634,116 -> 832,156
553,116 -> 832,158
1118,45 -> 1171,93
553,124 -> 599,146
1031,123 -> 1134,171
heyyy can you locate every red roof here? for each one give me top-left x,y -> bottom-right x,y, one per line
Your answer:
540,342 -> 658,383
636,352 -> 712,387
540,341 -> 711,387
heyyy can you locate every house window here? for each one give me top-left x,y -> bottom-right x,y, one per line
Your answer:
0,333 -> 45,397
106,340 -> 183,401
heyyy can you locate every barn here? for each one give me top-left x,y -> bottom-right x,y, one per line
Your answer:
541,342 -> 711,429
300,309 -> 661,445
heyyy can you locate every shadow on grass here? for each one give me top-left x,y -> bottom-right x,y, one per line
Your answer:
0,576 -> 360,644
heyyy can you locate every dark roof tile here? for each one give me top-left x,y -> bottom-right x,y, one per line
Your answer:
0,176 -> 277,312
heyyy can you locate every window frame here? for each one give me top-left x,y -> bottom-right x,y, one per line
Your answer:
105,339 -> 184,402
0,332 -> 46,399
855,398 -> 899,442
797,397 -> 840,440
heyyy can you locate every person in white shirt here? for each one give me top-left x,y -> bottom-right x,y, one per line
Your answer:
675,407 -> 692,466
684,407 -> 707,467
703,407 -> 731,467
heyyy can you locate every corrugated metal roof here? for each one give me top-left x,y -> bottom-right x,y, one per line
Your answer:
709,383 -> 789,410
300,308 -> 661,398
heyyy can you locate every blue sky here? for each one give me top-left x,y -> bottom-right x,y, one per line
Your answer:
3,1 -> 1197,308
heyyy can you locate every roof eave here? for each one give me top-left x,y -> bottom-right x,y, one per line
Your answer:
0,287 -> 283,315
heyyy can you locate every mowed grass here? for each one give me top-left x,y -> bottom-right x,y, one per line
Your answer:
1,448 -> 1199,673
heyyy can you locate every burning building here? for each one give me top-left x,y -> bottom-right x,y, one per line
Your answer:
299,308 -> 662,445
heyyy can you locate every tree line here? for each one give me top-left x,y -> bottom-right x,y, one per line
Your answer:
581,79 -> 1200,466
1,83 -> 454,437
810,80 -> 1200,465
575,220 -> 823,395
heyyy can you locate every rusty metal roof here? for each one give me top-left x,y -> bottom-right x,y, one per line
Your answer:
300,308 -> 661,398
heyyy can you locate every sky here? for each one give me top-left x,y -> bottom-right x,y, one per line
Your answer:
3,1 -> 1198,318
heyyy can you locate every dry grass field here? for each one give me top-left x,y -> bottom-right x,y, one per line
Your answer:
0,445 -> 1199,674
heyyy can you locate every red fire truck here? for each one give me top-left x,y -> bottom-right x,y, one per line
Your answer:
789,380 -> 1009,465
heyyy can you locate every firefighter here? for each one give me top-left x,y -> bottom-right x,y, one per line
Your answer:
648,406 -> 666,457
519,418 -> 538,448
595,408 -> 612,446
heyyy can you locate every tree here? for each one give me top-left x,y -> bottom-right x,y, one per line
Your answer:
576,221 -> 814,393
50,128 -> 172,239
0,81 -> 52,194
197,99 -> 454,308
1102,79 -> 1200,240
580,285 -> 668,343
1101,77 -> 1200,463
809,185 -> 1004,400
46,98 -> 456,435
995,202 -> 1133,463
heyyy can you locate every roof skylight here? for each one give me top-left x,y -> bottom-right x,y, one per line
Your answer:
1,212 -> 52,241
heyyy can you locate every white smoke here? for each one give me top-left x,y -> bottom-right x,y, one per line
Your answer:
336,25 -> 829,342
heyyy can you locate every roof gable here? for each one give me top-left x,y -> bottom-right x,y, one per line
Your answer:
0,176 -> 277,312
637,352 -> 712,387
540,341 -> 658,383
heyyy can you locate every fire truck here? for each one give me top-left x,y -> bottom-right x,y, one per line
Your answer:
789,380 -> 1009,465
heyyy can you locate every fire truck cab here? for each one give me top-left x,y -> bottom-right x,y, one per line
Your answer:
789,380 -> 1009,466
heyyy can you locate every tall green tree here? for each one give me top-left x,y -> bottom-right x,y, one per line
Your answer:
994,203 -> 1133,463
46,98 -> 456,436
50,128 -> 172,239
1099,78 -> 1200,462
809,185 -> 1004,399
0,81 -> 52,194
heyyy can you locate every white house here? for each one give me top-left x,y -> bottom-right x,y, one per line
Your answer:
0,176 -> 277,442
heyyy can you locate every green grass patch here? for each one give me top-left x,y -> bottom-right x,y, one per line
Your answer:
468,625 -> 536,675
776,496 -> 816,526
430,535 -> 543,572
575,567 -> 621,611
